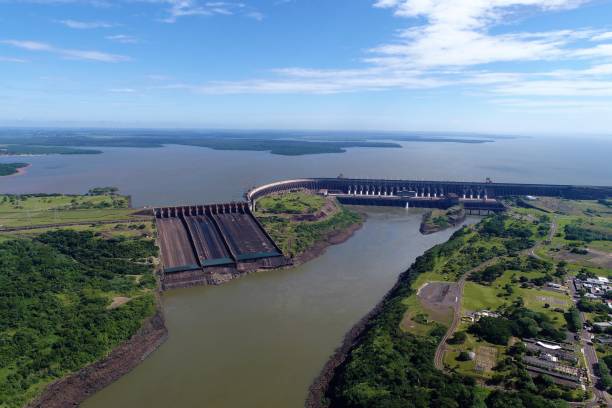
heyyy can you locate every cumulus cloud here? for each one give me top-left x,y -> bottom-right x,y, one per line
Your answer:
1,39 -> 130,62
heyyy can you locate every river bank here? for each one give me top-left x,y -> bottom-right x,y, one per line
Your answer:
292,212 -> 366,266
306,217 -> 473,408
26,305 -> 168,408
305,257 -> 411,408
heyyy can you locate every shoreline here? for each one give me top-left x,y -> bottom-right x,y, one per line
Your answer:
26,298 -> 168,408
1,163 -> 31,177
306,217 -> 461,408
292,214 -> 366,267
15,163 -> 31,176
305,261 -> 412,408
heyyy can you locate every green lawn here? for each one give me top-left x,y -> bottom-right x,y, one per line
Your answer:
463,282 -> 508,312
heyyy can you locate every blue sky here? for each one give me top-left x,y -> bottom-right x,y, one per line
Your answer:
1,0 -> 612,134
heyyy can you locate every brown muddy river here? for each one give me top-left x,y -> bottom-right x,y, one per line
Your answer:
82,208 -> 471,408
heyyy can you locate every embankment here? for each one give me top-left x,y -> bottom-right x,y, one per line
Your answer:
305,260 -> 410,408
293,214 -> 366,266
26,306 -> 168,408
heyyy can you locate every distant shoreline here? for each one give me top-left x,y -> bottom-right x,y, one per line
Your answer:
0,162 -> 31,177
15,163 -> 31,176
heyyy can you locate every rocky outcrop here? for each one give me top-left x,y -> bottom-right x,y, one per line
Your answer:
420,207 -> 466,235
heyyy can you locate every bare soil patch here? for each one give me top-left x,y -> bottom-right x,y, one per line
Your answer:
535,295 -> 567,306
550,248 -> 612,269
107,296 -> 131,309
474,346 -> 497,373
417,282 -> 459,325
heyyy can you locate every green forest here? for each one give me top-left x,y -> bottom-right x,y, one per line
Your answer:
0,230 -> 158,408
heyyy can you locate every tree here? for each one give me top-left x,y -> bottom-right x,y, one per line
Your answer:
448,331 -> 467,344
469,317 -> 513,345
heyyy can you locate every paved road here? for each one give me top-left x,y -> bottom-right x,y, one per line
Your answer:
434,216 -> 551,371
529,216 -> 557,260
567,276 -> 612,407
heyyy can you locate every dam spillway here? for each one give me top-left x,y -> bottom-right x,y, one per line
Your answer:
155,202 -> 289,289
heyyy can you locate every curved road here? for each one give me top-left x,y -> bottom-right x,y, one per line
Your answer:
433,258 -> 499,370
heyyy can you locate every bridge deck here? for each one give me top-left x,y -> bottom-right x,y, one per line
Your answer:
156,218 -> 199,270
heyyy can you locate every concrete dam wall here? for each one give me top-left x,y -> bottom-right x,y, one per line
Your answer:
246,178 -> 612,213
247,178 -> 612,203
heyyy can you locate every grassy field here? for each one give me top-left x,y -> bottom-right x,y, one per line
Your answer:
0,194 -> 141,228
1,221 -> 156,241
256,191 -> 327,215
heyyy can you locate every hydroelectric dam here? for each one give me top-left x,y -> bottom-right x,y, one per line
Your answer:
154,177 -> 612,289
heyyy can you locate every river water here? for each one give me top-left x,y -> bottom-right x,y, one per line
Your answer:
0,136 -> 610,407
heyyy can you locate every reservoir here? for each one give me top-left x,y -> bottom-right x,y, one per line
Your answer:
0,136 -> 610,407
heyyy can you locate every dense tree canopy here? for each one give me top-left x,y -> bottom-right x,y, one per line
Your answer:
0,231 -> 157,407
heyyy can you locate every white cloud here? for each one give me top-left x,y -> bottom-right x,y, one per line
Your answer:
368,0 -> 593,68
1,40 -> 130,62
108,88 -> 137,92
0,56 -> 28,63
106,34 -> 139,44
57,19 -> 114,29
151,0 -> 260,23
591,32 -> 612,41
494,79 -> 612,96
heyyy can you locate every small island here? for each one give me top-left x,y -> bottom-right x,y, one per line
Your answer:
0,162 -> 29,176
419,205 -> 466,234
